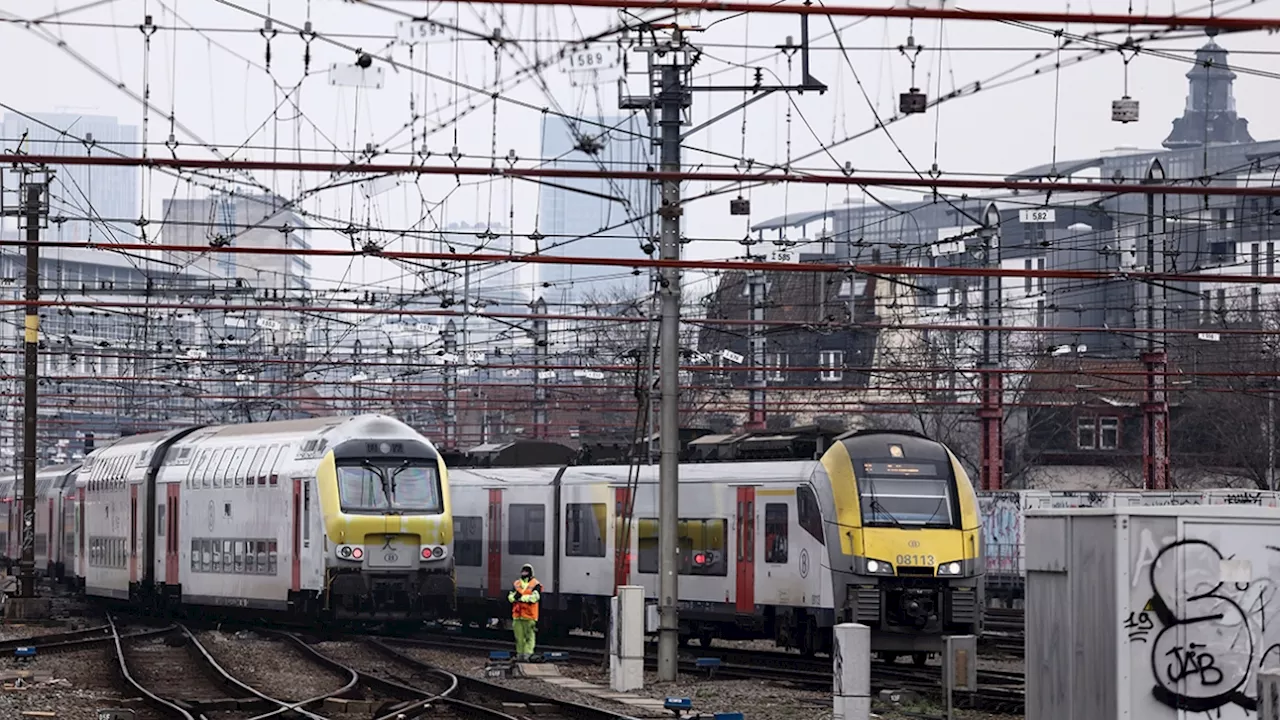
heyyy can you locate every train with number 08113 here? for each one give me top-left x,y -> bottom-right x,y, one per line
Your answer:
448,429 -> 984,660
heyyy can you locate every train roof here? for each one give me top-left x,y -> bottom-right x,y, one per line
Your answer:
175,414 -> 426,445
449,460 -> 819,487
0,462 -> 82,498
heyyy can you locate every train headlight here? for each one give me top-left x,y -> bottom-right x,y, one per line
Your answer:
863,558 -> 894,575
937,561 -> 963,575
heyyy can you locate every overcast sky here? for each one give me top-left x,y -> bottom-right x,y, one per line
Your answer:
2,0 -> 1277,305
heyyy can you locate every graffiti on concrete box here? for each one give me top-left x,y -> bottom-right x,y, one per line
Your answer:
1129,532 -> 1280,717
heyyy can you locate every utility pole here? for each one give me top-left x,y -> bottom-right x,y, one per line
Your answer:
531,297 -> 549,439
746,256 -> 768,430
977,203 -> 1003,491
620,16 -> 825,682
5,172 -> 51,617
1141,159 -> 1169,490
621,31 -> 692,683
443,320 -> 458,450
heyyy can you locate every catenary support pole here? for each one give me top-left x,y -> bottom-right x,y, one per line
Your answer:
18,181 -> 42,600
978,203 -> 1003,491
1142,159 -> 1170,490
655,48 -> 689,684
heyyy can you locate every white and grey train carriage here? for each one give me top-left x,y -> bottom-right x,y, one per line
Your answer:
75,414 -> 455,620
449,462 -> 834,648
0,463 -> 81,579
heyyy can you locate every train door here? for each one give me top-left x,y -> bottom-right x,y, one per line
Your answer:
735,486 -> 756,614
129,485 -> 138,583
292,479 -> 302,592
165,484 -> 180,585
613,487 -> 633,592
486,489 -> 503,598
47,498 -> 55,573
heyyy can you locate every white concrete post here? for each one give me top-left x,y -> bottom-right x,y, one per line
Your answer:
1260,670 -> 1280,720
832,623 -> 870,720
610,585 -> 645,691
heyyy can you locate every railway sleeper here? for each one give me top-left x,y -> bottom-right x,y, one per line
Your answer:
174,697 -> 276,714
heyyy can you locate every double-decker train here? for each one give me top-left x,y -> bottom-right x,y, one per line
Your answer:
449,429 -> 984,660
0,414 -> 455,622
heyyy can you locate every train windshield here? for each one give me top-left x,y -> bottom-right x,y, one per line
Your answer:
336,462 -> 443,514
856,460 -> 955,528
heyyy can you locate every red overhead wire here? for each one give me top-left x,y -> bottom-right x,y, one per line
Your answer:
441,0 -> 1279,31
1,154 -> 1275,198
10,240 -> 1280,284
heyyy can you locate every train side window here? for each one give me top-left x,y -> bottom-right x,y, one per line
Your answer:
157,502 -> 166,538
190,539 -> 199,571
453,516 -> 483,566
797,485 -> 825,545
255,541 -> 267,573
245,448 -> 266,489
203,450 -> 222,489
637,518 -> 659,574
507,504 -> 545,556
235,540 -> 246,573
220,449 -> 239,488
764,504 -> 788,564
229,448 -> 247,488
267,540 -> 278,575
565,503 -> 607,558
678,519 -> 728,577
212,540 -> 223,573
303,481 -> 311,546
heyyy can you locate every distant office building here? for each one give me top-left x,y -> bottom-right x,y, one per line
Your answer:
0,112 -> 138,243
535,114 -> 651,308
160,193 -> 311,292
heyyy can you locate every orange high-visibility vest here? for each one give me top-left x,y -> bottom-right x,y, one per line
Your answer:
512,577 -> 541,621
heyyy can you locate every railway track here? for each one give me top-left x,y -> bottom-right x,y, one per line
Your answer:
296,633 -> 638,720
400,627 -> 1026,715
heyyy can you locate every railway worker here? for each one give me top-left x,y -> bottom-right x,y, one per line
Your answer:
508,563 -> 542,660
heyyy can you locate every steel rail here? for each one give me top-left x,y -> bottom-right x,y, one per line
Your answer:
368,638 -> 637,720
179,625 -> 345,720
107,615 -> 197,720
270,631 -> 480,720
1,153 -> 1277,198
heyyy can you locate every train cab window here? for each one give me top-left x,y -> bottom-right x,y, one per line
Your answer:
335,463 -> 442,513
796,486 -> 825,545
856,461 -> 954,527
565,503 -> 607,558
508,504 -> 545,556
764,504 -> 788,564
453,516 -> 483,567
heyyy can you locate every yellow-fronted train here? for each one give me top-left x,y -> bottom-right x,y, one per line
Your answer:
0,414 -> 456,624
447,429 -> 984,663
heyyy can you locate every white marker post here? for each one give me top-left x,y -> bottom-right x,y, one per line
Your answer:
610,585 -> 644,691
833,623 -> 870,720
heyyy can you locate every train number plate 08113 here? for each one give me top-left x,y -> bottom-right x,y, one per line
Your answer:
368,536 -> 414,568
895,554 -> 935,567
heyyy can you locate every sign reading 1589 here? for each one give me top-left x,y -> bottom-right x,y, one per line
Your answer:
562,46 -> 618,75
